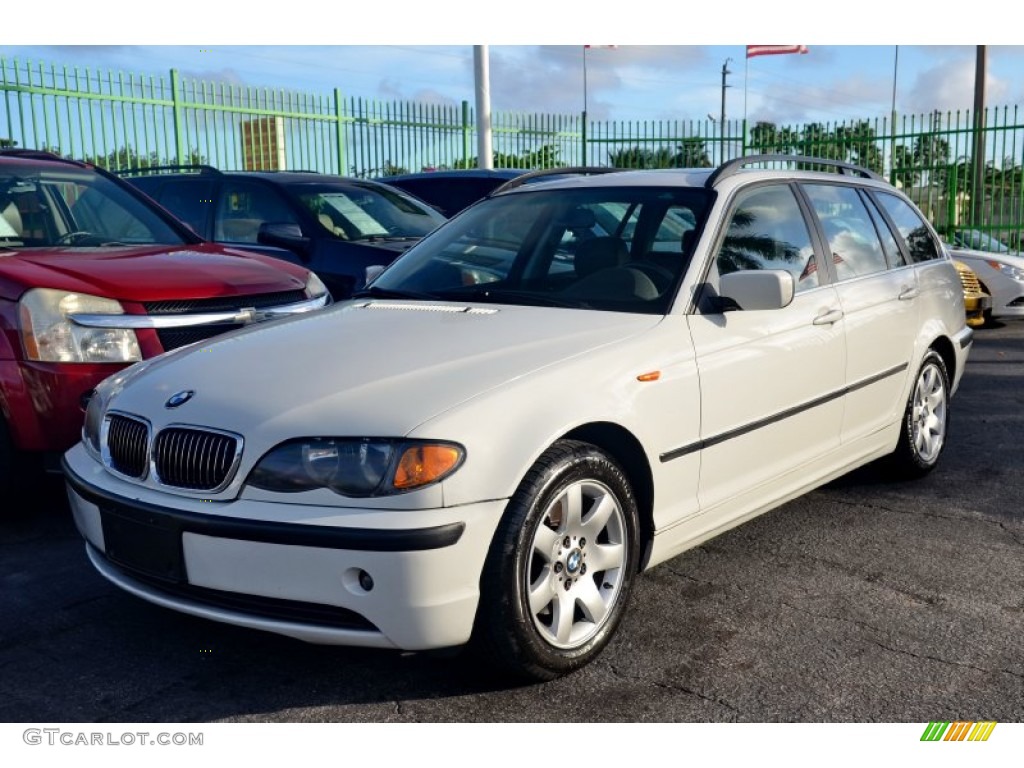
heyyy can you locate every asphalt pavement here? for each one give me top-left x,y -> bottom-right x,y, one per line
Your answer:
1,320 -> 1021,723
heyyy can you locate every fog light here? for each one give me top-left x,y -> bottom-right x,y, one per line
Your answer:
358,570 -> 374,592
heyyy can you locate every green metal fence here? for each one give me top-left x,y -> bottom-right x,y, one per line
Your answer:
2,56 -> 1022,245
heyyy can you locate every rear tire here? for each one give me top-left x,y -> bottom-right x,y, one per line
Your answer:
0,417 -> 14,500
887,350 -> 950,478
472,440 -> 640,682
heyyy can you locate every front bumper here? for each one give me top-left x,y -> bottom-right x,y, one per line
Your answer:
64,446 -> 505,650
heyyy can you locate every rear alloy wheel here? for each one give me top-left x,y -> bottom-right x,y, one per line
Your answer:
473,440 -> 639,681
889,350 -> 950,478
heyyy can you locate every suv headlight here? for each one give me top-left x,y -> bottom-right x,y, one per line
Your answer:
304,272 -> 330,300
247,438 -> 464,497
18,288 -> 142,363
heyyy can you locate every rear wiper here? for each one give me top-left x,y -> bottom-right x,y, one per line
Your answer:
351,285 -> 440,301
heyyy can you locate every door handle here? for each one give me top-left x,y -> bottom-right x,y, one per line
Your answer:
812,308 -> 844,326
898,286 -> 919,301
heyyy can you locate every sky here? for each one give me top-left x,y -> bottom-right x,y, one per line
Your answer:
3,3 -> 1021,128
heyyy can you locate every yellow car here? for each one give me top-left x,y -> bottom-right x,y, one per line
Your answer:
953,259 -> 992,328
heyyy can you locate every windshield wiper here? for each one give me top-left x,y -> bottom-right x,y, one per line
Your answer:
351,285 -> 440,301
350,234 -> 420,244
433,286 -> 587,309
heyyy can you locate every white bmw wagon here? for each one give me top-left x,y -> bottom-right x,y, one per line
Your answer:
64,156 -> 972,680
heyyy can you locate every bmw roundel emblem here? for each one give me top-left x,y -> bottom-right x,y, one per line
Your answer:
165,390 -> 195,409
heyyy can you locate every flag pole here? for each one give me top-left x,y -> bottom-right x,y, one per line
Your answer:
743,48 -> 749,139
889,45 -> 899,182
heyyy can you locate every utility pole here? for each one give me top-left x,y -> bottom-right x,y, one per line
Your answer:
474,45 -> 493,170
720,59 -> 732,159
971,45 -> 987,225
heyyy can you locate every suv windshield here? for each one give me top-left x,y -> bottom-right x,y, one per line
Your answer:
291,183 -> 445,242
370,186 -> 711,314
0,166 -> 186,247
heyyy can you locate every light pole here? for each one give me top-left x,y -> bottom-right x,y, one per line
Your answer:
474,45 -> 493,170
971,45 -> 987,225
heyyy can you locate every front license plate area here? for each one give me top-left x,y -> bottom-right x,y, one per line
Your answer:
101,509 -> 185,583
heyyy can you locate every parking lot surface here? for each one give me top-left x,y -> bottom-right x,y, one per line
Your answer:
2,321 -> 1022,723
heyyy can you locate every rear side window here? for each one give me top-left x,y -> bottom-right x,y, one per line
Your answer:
716,184 -> 819,293
875,192 -> 940,262
803,184 -> 889,280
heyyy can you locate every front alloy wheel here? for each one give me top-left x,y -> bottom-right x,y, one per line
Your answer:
473,440 -> 639,681
526,479 -> 628,649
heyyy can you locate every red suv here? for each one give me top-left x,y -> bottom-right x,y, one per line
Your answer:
0,150 -> 329,495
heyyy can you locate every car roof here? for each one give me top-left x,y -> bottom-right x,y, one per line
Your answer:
382,169 -> 523,182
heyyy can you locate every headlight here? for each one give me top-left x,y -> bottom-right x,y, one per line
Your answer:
986,260 -> 1024,281
247,438 -> 464,497
304,272 -> 330,300
81,385 -> 109,458
81,360 -> 152,458
18,288 -> 142,363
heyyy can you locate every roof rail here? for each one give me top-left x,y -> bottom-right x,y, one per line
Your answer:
491,166 -> 624,195
0,148 -> 88,168
705,154 -> 883,189
113,164 -> 222,177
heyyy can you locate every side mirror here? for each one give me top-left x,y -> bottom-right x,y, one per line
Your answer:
719,270 -> 795,311
257,222 -> 311,256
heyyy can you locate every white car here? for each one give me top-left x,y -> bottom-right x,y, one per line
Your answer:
945,244 -> 1024,320
64,156 -> 972,680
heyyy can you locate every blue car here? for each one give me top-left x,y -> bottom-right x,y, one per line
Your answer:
121,166 -> 447,299
379,169 -> 523,218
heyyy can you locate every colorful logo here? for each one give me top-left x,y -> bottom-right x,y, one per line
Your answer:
921,721 -> 997,742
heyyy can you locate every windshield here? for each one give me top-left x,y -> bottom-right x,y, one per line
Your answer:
292,183 -> 446,241
0,166 -> 186,247
370,186 -> 711,314
953,229 -> 1013,253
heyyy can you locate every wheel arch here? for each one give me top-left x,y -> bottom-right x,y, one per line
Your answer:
929,334 -> 957,384
560,421 -> 655,572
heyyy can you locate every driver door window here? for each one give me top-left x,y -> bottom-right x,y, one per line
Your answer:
215,182 -> 298,243
715,184 -> 820,293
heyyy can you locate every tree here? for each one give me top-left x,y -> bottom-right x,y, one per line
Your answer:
0,138 -> 16,149
673,138 -> 712,168
379,161 -> 409,176
606,139 -> 711,170
452,144 -> 564,171
608,146 -> 676,169
88,146 -> 206,171
748,122 -> 799,155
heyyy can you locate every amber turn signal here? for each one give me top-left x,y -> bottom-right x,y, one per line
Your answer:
393,444 -> 464,489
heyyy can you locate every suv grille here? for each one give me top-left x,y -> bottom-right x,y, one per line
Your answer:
153,427 -> 239,491
106,415 -> 149,478
143,291 -> 308,351
143,291 -> 307,315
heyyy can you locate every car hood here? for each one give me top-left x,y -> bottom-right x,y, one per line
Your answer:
108,300 -> 661,442
0,243 -> 308,301
948,246 -> 1024,269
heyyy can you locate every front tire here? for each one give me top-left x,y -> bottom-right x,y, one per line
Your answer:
473,440 -> 640,681
888,350 -> 950,478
